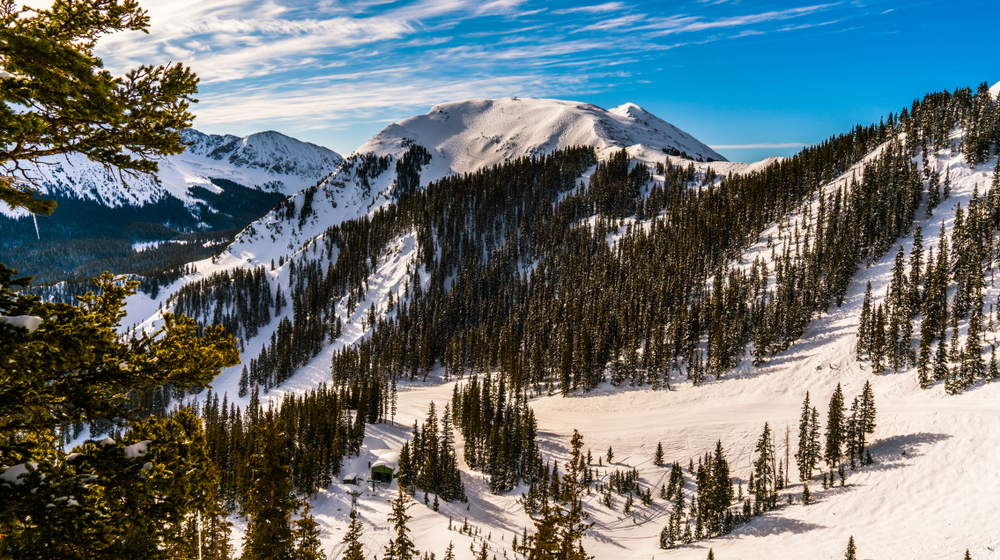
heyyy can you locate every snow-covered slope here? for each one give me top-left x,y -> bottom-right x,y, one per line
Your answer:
368,98 -> 726,175
278,128 -> 1000,560
120,90 -> 1000,559
0,129 -> 342,219
217,97 -> 726,271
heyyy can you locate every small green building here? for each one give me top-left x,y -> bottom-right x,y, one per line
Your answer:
371,452 -> 399,483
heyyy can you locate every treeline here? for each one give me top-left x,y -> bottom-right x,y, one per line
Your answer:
171,265 -> 275,348
658,382 -> 877,549
352,109 -> 899,393
852,83 -> 1000,393
858,165 -> 1000,393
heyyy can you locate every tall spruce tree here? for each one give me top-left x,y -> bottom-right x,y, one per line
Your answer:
752,423 -> 776,513
341,512 -> 366,560
825,384 -> 846,469
796,392 -> 816,480
384,486 -> 419,560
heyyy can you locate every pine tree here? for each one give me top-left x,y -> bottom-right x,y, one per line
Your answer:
858,282 -> 873,360
855,381 -> 877,457
801,483 -> 811,505
243,417 -> 300,560
555,430 -> 594,559
752,422 -> 776,512
654,441 -> 665,467
384,486 -> 420,560
809,406 -> 821,477
796,392 -> 815,481
825,384 -> 846,469
845,535 -> 857,560
294,502 -> 327,560
341,513 -> 366,560
0,1 -> 198,217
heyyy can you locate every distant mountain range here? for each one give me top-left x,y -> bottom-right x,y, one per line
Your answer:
0,129 -> 342,284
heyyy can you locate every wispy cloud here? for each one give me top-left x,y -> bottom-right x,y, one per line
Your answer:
89,0 -> 863,153
642,4 -> 838,36
553,2 -> 626,15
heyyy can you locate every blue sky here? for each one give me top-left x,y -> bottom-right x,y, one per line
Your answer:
95,0 -> 999,162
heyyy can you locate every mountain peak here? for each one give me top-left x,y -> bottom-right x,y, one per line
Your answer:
990,80 -> 1000,99
365,97 -> 725,174
608,102 -> 650,118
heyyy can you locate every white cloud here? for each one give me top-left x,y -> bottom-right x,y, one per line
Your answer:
553,2 -> 626,15
646,4 -> 838,36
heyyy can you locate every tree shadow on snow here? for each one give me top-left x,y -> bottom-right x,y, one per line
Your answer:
864,431 -> 951,472
732,515 -> 826,538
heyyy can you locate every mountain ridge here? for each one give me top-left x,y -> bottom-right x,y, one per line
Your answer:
221,96 -> 727,271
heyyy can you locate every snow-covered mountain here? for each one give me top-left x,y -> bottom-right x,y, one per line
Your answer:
220,97 -> 726,268
122,86 -> 1000,560
0,129 -> 343,284
1,129 -> 342,219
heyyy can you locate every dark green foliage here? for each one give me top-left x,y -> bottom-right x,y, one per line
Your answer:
654,441 -> 665,467
0,268 -> 238,456
242,416 -> 300,560
394,144 -> 432,200
341,513 -> 366,560
825,384 -> 846,469
846,381 -> 877,467
0,192 -> 255,285
795,392 -> 821,481
187,83 -> 1000,406
846,535 -> 857,560
0,0 -> 198,216
695,440 -> 735,537
752,423 -> 777,513
199,383 -> 358,510
525,430 -> 592,560
384,485 -> 419,560
293,502 -> 327,560
454,374 -> 541,494
172,265 -> 275,350
1,410 -> 229,560
402,401 -> 466,503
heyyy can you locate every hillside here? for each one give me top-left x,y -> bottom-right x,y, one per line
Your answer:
214,97 -> 729,273
123,85 -> 1000,559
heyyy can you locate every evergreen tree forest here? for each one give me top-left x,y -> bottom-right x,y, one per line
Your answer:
197,382 -> 373,510
452,373 -> 542,494
396,400 -> 467,504
174,83 -> 998,404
